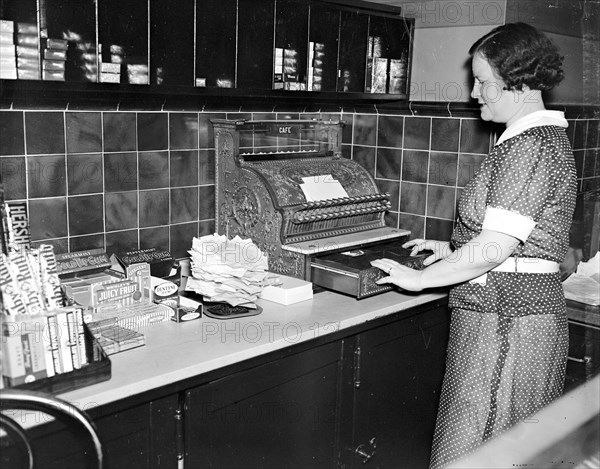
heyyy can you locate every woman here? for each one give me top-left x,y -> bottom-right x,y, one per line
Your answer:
371,23 -> 576,468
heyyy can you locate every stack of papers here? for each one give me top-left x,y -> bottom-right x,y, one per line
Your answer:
186,234 -> 281,308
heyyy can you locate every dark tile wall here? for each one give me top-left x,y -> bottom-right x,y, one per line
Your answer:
0,108 -> 598,259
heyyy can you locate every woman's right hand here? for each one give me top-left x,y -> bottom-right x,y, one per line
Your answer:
402,239 -> 452,266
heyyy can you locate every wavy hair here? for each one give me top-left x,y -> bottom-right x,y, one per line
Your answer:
469,22 -> 565,91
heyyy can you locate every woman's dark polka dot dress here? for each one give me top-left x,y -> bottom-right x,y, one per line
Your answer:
429,123 -> 577,469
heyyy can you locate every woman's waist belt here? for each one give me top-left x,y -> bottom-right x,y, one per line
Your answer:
469,257 -> 559,284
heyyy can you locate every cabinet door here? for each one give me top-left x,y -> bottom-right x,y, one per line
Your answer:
366,15 -> 412,97
337,10 -> 369,92
98,0 -> 149,85
274,0 -> 309,91
308,2 -> 340,92
195,0 -> 237,89
184,341 -> 344,469
237,0 -> 274,90
150,0 -> 195,86
43,0 -> 97,82
347,304 -> 450,468
2,394 -> 179,469
565,321 -> 600,393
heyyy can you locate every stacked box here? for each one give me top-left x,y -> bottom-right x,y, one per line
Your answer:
0,20 -> 17,80
388,55 -> 408,95
99,43 -> 122,83
15,22 -> 40,80
126,62 -> 149,85
42,37 -> 68,81
274,47 -> 284,89
308,42 -> 324,92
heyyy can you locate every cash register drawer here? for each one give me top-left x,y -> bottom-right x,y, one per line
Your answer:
311,241 -> 430,299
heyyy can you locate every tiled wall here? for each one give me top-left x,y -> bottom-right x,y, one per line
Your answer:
0,106 -> 598,259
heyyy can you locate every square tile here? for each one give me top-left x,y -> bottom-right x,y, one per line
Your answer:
31,238 -> 68,255
460,119 -> 491,154
199,149 -> 215,185
583,149 -> 597,178
25,112 -> 65,155
0,111 -> 25,156
431,118 -> 460,152
105,229 -> 139,257
573,150 -> 584,179
139,189 -> 169,228
375,179 -> 399,211
342,114 -> 354,144
352,146 -> 376,176
427,185 -> 455,219
376,147 -> 402,180
170,113 -> 199,150
171,150 -> 199,187
104,152 -> 138,192
403,117 -> 430,150
170,222 -> 198,258
67,153 -> 103,195
199,185 -> 215,220
425,217 -> 454,240
0,157 -> 26,199
66,112 -> 102,154
429,152 -> 458,186
103,113 -> 137,152
199,219 -> 215,237
384,211 -> 398,228
398,213 -> 424,238
68,194 -> 104,236
353,114 -> 377,146
105,191 -> 138,232
29,198 -> 67,241
573,120 -> 588,150
401,150 -> 428,183
139,151 -> 169,190
377,115 -> 403,148
199,113 -> 225,149
138,113 -> 168,151
400,181 -> 426,215
69,234 -> 105,252
171,187 -> 198,224
140,226 -> 169,251
27,154 -> 66,198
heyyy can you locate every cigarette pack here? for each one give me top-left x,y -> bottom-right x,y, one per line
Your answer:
42,59 -> 65,71
16,23 -> 37,35
44,48 -> 66,60
0,20 -> 14,33
100,62 -> 120,73
100,72 -> 120,83
43,38 -> 68,50
42,69 -> 65,81
15,33 -> 37,46
17,68 -> 40,80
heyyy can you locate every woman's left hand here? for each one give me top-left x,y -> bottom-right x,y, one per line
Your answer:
370,258 -> 424,291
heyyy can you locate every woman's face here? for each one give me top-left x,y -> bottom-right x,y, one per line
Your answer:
471,53 -> 520,125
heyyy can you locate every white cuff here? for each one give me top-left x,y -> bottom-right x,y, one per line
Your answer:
481,206 -> 536,242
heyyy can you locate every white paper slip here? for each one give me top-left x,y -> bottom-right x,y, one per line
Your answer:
300,174 -> 349,201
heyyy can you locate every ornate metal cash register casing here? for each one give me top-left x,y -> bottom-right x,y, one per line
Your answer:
212,119 -> 411,298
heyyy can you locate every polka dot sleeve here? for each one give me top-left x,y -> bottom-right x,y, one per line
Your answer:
483,131 -> 554,240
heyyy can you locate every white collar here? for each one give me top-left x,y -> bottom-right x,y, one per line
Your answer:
495,110 -> 568,146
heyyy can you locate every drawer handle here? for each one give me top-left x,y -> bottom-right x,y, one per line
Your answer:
567,355 -> 592,364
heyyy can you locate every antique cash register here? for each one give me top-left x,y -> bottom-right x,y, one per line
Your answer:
212,119 -> 427,298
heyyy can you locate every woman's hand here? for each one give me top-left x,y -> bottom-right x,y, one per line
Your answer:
370,258 -> 424,291
402,239 -> 452,266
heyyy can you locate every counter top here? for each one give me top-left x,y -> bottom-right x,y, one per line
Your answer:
567,299 -> 600,327
58,288 -> 447,410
